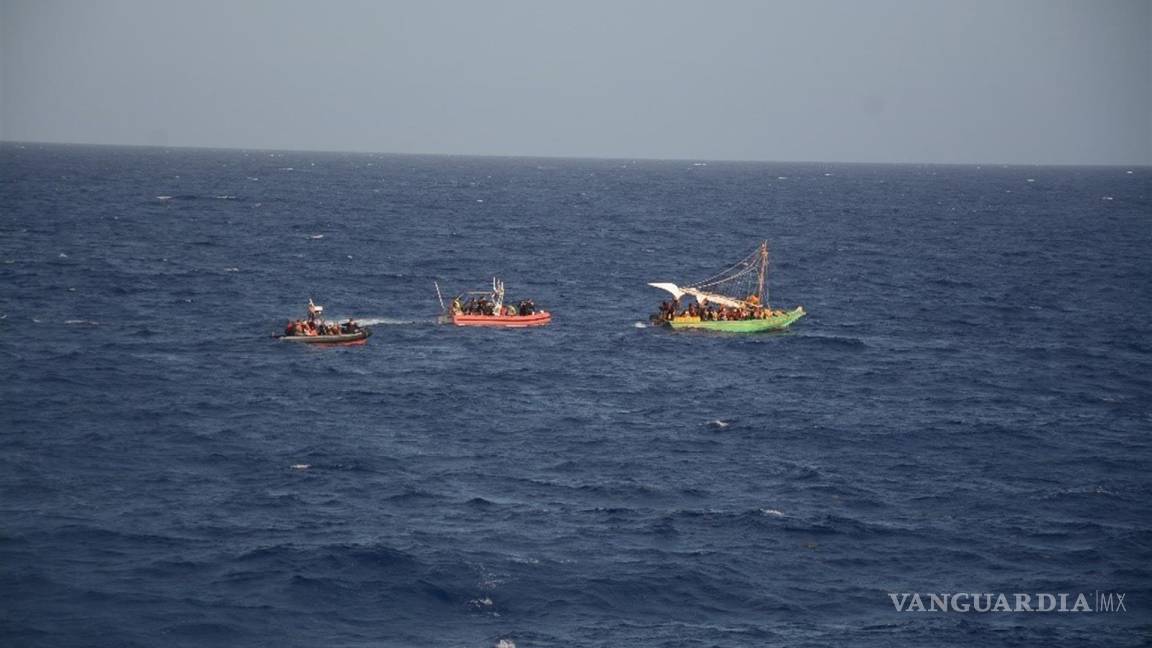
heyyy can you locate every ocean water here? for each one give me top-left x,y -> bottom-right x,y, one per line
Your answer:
1,143 -> 1149,647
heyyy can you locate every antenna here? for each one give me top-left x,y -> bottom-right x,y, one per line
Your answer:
434,281 -> 446,312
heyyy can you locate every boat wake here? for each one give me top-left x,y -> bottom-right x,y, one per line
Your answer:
354,317 -> 436,327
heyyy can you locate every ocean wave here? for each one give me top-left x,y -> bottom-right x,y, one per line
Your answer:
1036,484 -> 1124,500
160,622 -> 243,639
234,542 -> 419,572
154,194 -> 200,201
795,333 -> 868,349
383,490 -> 441,503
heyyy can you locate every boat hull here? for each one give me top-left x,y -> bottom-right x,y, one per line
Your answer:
279,329 -> 371,344
664,306 -> 805,332
453,312 -> 551,328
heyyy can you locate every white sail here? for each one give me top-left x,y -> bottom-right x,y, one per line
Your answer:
648,282 -> 685,300
682,288 -> 746,309
649,283 -> 749,308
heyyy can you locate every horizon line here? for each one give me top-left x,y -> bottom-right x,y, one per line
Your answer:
2,138 -> 1148,170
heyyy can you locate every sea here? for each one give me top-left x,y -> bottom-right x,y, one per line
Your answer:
1,143 -> 1149,647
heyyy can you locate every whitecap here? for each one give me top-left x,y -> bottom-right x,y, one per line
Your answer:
496,640 -> 516,648
58,253 -> 68,258
308,234 -> 324,239
65,319 -> 98,325
224,267 -> 240,272
156,195 -> 173,200
1101,196 -> 1114,201
708,419 -> 731,428
777,176 -> 788,180
760,508 -> 785,517
633,322 -> 647,328
291,464 -> 310,470
1026,178 -> 1035,183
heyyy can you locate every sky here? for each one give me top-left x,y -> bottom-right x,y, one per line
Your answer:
1,0 -> 1149,165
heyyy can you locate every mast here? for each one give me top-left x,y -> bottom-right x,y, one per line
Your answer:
492,277 -> 505,313
756,241 -> 769,307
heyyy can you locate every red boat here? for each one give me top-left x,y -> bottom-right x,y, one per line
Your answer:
437,278 -> 551,328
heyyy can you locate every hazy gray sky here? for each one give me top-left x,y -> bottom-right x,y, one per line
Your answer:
2,0 -> 1149,164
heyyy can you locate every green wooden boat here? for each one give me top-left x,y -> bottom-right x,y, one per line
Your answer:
665,306 -> 805,332
649,241 -> 805,333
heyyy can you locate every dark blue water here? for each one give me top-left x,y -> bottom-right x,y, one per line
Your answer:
2,143 -> 1150,647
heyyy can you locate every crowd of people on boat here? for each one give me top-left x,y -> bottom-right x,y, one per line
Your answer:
454,296 -> 537,317
284,317 -> 361,337
656,298 -> 785,322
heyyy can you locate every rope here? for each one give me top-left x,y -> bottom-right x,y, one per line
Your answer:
686,244 -> 761,289
683,242 -> 769,304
